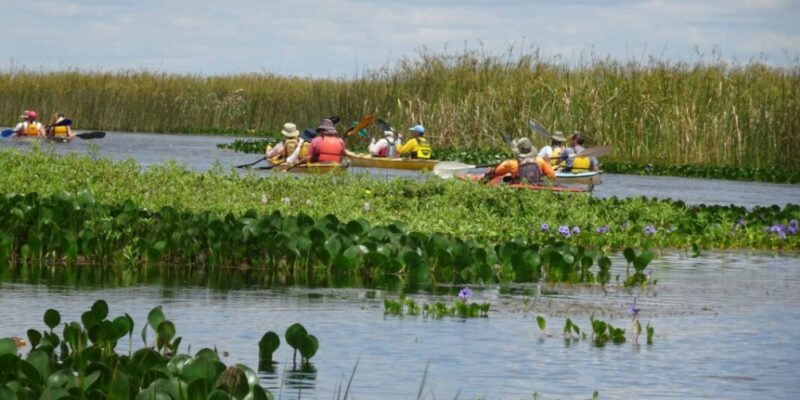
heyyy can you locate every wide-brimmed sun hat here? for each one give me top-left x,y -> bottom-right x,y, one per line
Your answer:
301,128 -> 317,141
516,138 -> 537,158
281,122 -> 299,138
317,118 -> 338,135
551,131 -> 566,142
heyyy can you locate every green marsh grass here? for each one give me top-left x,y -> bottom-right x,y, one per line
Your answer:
2,47 -> 798,169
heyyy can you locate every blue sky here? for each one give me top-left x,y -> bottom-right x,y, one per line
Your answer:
1,0 -> 798,77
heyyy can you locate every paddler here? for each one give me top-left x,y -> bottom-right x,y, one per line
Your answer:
265,122 -> 301,165
13,110 -> 46,138
482,138 -> 555,184
396,124 -> 432,159
558,132 -> 599,172
368,129 -> 401,157
46,113 -> 76,140
295,118 -> 347,165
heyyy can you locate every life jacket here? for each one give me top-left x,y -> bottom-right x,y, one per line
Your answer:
22,122 -> 41,136
283,137 -> 299,158
378,138 -> 397,158
518,160 -> 542,183
413,137 -> 431,159
550,147 -> 564,166
572,157 -> 591,171
298,141 -> 311,159
52,125 -> 69,137
315,136 -> 344,163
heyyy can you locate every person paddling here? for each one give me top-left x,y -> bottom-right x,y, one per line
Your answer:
482,138 -> 555,184
285,128 -> 317,164
13,110 -> 46,138
368,130 -> 401,157
46,113 -> 76,140
397,124 -> 431,159
295,118 -> 347,165
265,122 -> 300,165
558,132 -> 599,172
537,131 -> 566,164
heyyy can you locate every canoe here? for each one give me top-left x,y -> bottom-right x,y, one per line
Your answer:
270,162 -> 348,175
555,170 -> 603,185
346,152 -> 439,171
457,174 -> 589,193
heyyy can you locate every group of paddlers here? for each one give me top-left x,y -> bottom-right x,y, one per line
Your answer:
10,110 -> 75,139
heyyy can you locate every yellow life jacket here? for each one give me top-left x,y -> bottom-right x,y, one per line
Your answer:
52,125 -> 69,137
24,122 -> 40,136
549,147 -> 564,166
298,141 -> 311,159
415,137 -> 431,159
572,157 -> 591,171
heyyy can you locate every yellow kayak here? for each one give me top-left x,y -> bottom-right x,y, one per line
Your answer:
346,152 -> 439,171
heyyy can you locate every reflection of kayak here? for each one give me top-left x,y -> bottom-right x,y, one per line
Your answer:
555,170 -> 602,185
457,174 -> 589,193
270,162 -> 348,175
346,152 -> 439,171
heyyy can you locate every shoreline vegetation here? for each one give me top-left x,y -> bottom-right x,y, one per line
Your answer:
2,48 -> 798,170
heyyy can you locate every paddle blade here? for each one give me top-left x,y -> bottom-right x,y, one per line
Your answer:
236,156 -> 266,169
576,146 -> 612,158
527,118 -> 552,140
432,161 -> 476,179
77,131 -> 106,139
346,115 -> 374,137
55,119 -> 73,126
377,118 -> 393,132
1,129 -> 14,138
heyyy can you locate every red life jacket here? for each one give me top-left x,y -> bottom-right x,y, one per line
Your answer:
315,136 -> 344,163
378,138 -> 397,158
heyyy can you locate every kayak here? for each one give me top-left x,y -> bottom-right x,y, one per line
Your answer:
457,174 -> 589,193
554,170 -> 603,185
346,152 -> 439,171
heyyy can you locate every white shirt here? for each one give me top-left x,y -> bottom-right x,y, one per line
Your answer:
368,137 -> 400,156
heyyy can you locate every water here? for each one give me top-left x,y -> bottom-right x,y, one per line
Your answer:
1,131 -> 798,208
1,252 -> 798,399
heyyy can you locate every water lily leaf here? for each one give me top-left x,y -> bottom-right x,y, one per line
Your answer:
0,339 -> 16,356
536,316 -> 546,331
44,309 -> 61,330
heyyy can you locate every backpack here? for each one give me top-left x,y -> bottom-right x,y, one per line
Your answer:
518,161 -> 542,184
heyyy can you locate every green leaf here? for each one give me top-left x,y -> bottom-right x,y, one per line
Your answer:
0,386 -> 17,400
285,324 -> 307,350
91,300 -> 109,321
0,338 -> 16,356
46,370 -> 77,389
180,356 -> 221,386
147,307 -> 166,333
258,332 -> 280,361
536,316 -> 546,331
157,321 -> 176,342
623,247 -> 636,264
81,370 -> 101,390
633,250 -> 655,271
298,335 -> 318,360
44,309 -> 61,330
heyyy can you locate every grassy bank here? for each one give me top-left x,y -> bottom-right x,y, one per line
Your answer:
2,48 -> 798,169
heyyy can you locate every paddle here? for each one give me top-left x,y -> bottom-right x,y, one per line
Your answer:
1,129 -> 13,138
433,161 -> 499,179
377,118 -> 393,133
76,131 -> 105,140
55,119 -> 73,126
575,146 -> 611,158
345,115 -> 374,137
236,156 -> 266,169
255,161 -> 286,170
528,118 -> 552,140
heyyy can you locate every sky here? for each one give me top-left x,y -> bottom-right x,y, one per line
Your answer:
1,0 -> 798,77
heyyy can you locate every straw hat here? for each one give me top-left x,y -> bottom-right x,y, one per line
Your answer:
515,138 -> 537,158
281,122 -> 299,138
551,131 -> 566,142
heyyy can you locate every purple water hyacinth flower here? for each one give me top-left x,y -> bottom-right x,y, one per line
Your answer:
571,226 -> 581,235
789,225 -> 798,235
628,297 -> 640,317
596,226 -> 609,234
458,287 -> 472,301
540,223 -> 550,232
558,225 -> 571,238
778,231 -> 787,240
790,219 -> 798,228
363,202 -> 371,212
644,225 -> 657,235
769,224 -> 784,234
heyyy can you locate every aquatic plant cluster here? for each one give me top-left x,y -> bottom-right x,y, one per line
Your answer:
0,301 -> 275,400
2,47 -> 798,169
0,148 -> 797,253
384,288 -> 491,318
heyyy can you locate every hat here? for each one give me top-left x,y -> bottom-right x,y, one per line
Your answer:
515,138 -> 537,158
281,122 -> 299,138
383,130 -> 395,138
301,128 -> 317,141
317,118 -> 338,135
409,124 -> 425,134
551,131 -> 566,142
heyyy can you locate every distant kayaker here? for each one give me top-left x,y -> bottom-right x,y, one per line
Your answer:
482,138 -> 555,184
368,130 -> 401,157
559,132 -> 599,172
265,122 -> 300,165
46,113 -> 76,140
13,110 -> 46,138
397,124 -> 431,159
537,131 -> 566,164
297,118 -> 347,164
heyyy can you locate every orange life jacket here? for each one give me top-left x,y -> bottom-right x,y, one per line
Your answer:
315,136 -> 344,163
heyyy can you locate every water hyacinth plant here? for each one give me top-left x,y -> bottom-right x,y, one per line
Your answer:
384,289 -> 490,318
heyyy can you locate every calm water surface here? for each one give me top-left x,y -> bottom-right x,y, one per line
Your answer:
1,252 -> 798,399
1,131 -> 798,208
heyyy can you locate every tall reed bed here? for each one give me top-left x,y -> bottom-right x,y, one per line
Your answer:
1,48 -> 797,168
